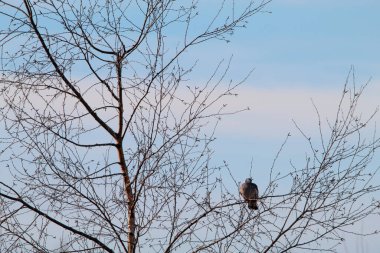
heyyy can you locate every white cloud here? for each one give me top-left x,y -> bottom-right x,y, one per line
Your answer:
216,82 -> 380,139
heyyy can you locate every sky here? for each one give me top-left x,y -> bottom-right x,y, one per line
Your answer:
207,0 -> 380,174
208,1 -> 380,252
1,0 -> 380,252
223,0 -> 380,86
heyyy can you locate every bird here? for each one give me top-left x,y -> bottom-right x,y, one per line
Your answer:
239,178 -> 259,210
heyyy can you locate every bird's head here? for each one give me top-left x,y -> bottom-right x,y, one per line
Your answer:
245,178 -> 252,183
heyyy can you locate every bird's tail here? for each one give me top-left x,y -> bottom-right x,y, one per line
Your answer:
248,200 -> 258,210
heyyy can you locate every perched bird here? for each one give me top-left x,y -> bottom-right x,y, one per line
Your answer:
239,178 -> 259,210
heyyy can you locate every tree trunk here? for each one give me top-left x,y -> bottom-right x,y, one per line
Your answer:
117,143 -> 136,253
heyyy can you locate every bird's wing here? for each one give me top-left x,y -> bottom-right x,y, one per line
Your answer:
246,183 -> 258,200
253,184 -> 259,199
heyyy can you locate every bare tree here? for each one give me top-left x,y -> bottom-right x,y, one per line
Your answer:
0,1 -> 379,253
256,73 -> 380,252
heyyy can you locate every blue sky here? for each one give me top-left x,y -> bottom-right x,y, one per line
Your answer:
210,0 -> 380,167
1,1 -> 379,252
196,0 -> 380,88
208,1 -> 380,252
209,0 -> 380,162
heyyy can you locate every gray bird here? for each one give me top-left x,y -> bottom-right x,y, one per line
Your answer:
239,178 -> 259,210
